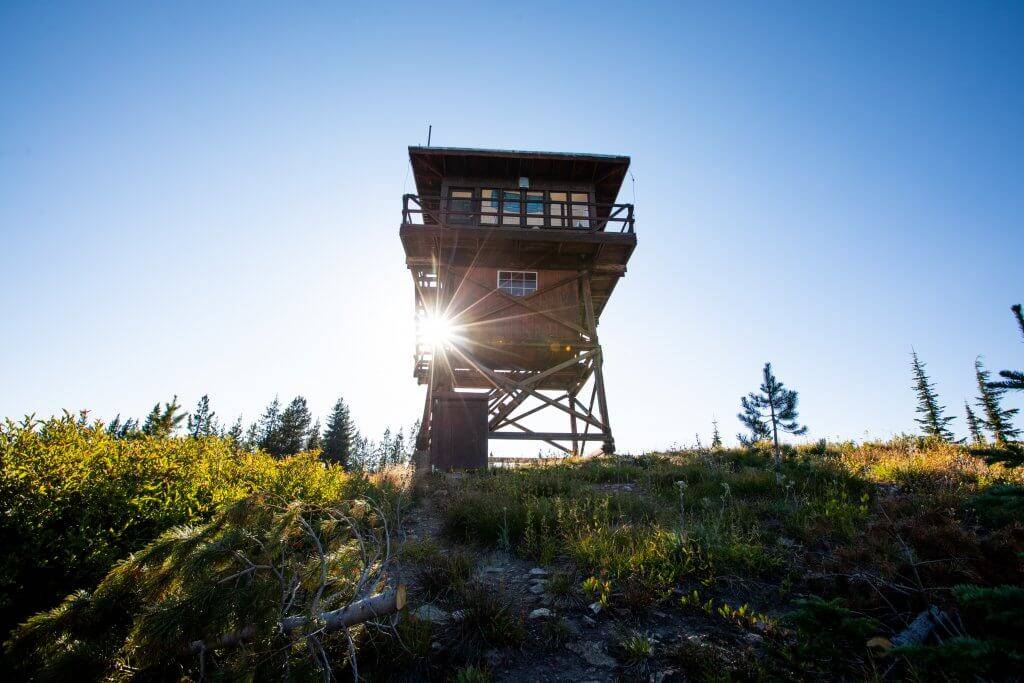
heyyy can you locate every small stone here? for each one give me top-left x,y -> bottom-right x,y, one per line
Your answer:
414,604 -> 449,623
529,608 -> 553,620
744,632 -> 763,645
430,641 -> 442,651
529,583 -> 546,595
529,567 -> 549,577
588,601 -> 603,614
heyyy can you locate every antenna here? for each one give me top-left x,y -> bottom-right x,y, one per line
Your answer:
426,124 -> 432,147
630,172 -> 637,204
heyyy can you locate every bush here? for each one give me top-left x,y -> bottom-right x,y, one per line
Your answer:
0,415 -> 365,641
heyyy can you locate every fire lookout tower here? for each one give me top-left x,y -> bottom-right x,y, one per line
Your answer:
400,146 -> 637,469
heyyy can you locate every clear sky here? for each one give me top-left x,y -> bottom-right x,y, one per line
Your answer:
2,1 -> 1022,452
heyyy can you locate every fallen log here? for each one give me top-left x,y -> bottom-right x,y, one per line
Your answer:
188,585 -> 406,655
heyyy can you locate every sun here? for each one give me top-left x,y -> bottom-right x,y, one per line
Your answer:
421,314 -> 455,348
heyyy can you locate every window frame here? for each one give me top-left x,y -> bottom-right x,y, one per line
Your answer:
496,270 -> 538,297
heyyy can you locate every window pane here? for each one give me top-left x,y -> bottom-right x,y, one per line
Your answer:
549,192 -> 566,228
481,189 -> 498,224
497,270 -> 537,297
448,188 -> 473,224
571,192 -> 590,228
526,191 -> 544,227
502,190 -> 521,225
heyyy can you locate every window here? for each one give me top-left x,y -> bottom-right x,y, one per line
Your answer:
448,188 -> 473,224
497,270 -> 537,297
501,190 -> 521,226
525,191 -> 545,227
570,192 -> 590,228
481,188 -> 498,224
549,191 -> 567,228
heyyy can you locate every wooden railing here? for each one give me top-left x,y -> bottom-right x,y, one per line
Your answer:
402,194 -> 635,234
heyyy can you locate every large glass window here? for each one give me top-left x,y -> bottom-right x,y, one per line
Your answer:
447,188 -> 473,224
480,189 -> 498,224
549,192 -> 567,228
501,190 -> 521,226
525,191 -> 545,227
570,192 -> 590,229
497,270 -> 537,297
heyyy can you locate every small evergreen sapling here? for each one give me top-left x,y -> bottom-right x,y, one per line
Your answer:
910,351 -> 955,441
711,419 -> 723,449
975,357 -> 1020,445
738,362 -> 807,467
964,402 -> 986,445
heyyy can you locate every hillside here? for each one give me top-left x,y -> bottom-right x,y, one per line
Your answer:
2,420 -> 1023,680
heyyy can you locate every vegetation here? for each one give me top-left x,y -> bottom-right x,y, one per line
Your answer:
911,350 -> 957,441
737,362 -> 807,465
991,304 -> 1024,392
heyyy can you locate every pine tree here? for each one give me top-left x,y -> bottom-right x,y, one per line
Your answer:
276,396 -> 312,456
187,395 -> 219,438
711,419 -> 723,449
737,398 -> 771,447
142,396 -> 186,437
106,415 -> 140,439
738,362 -> 807,466
306,419 -> 323,451
975,357 -> 1020,445
255,397 -> 283,455
991,304 -> 1024,392
910,351 -> 955,441
323,397 -> 355,467
964,401 -> 986,445
226,416 -> 244,445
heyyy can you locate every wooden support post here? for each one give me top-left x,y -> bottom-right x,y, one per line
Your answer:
581,272 -> 615,453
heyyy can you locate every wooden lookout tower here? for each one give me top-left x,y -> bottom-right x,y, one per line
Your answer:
399,147 -> 637,469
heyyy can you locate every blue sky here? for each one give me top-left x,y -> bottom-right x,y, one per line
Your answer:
2,1 -> 1022,451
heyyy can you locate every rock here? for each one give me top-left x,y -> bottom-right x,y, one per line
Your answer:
588,601 -> 603,614
529,608 -> 554,620
650,669 -> 677,683
529,567 -> 549,577
563,619 -> 583,636
743,632 -> 763,645
430,641 -> 442,651
414,604 -> 449,623
529,583 -> 546,595
568,641 -> 616,669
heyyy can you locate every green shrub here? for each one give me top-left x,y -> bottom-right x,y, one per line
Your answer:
969,483 -> 1024,528
0,415 -> 364,641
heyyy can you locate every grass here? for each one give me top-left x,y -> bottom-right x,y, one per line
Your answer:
432,438 -> 1024,678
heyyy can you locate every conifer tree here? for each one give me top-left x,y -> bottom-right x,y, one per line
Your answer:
323,397 -> 355,467
306,419 -> 323,451
276,396 -> 312,456
991,304 -> 1024,392
975,357 -> 1020,445
738,362 -> 807,466
737,399 -> 771,447
142,396 -> 186,437
910,351 -> 955,441
226,416 -> 244,445
711,419 -> 723,449
187,395 -> 219,438
106,415 -> 140,439
255,397 -> 283,455
964,401 -> 986,445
